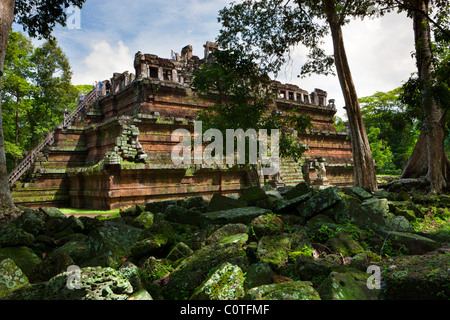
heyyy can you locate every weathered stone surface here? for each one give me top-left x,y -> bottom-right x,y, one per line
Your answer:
0,258 -> 30,299
0,246 -> 41,277
29,251 -> 75,283
145,200 -> 177,214
272,192 -> 312,214
284,183 -> 313,200
317,268 -> 381,300
165,205 -> 203,226
43,266 -> 133,300
207,194 -> 247,212
166,242 -> 194,262
378,230 -> 441,255
245,281 -> 321,300
87,222 -> 143,260
293,256 -> 331,281
249,214 -> 284,239
202,207 -> 272,225
244,262 -> 275,290
163,241 -> 248,300
238,186 -> 269,206
206,223 -> 248,245
15,211 -> 45,236
53,240 -> 91,265
329,232 -> 365,257
380,252 -> 450,300
341,187 -> 373,201
362,198 -> 390,218
133,211 -> 154,228
256,234 -> 292,270
0,227 -> 35,248
131,220 -> 176,257
39,207 -> 66,220
128,289 -> 153,300
297,187 -> 342,220
190,262 -> 245,300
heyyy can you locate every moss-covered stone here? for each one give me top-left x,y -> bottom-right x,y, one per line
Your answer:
43,266 -> 133,300
87,221 -> 143,260
190,262 -> 245,300
134,211 -> 154,228
207,194 -> 248,213
284,183 -> 313,200
0,227 -> 35,248
238,186 -> 269,206
245,281 -> 321,300
163,241 -> 248,300
297,187 -> 342,220
249,214 -> 284,239
317,268 -> 381,300
166,242 -> 194,262
202,207 -> 272,225
29,251 -> 75,283
127,289 -> 153,300
206,223 -> 248,245
0,258 -> 30,299
294,257 -> 331,282
379,252 -> 450,300
0,246 -> 41,277
15,211 -> 45,236
131,220 -> 176,257
165,205 -> 203,226
272,192 -> 312,214
53,240 -> 91,265
328,232 -> 365,257
244,262 -> 275,290
378,230 -> 441,255
256,234 -> 291,270
39,207 -> 66,220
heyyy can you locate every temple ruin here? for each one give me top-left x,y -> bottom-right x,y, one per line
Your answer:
11,42 -> 354,210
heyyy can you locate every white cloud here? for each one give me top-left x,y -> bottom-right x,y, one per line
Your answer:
72,40 -> 133,85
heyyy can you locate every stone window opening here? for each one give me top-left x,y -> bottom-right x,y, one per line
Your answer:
296,93 -> 302,102
304,94 -> 309,103
163,69 -> 173,81
319,97 -> 324,106
279,90 -> 286,99
288,92 -> 295,100
149,67 -> 158,79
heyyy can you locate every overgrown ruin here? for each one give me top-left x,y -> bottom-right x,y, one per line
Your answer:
11,42 -> 354,210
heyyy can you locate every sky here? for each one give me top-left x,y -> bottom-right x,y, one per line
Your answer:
13,0 -> 417,119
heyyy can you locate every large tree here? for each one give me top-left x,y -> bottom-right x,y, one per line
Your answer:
0,0 -> 86,212
217,0 -> 380,192
385,0 -> 450,194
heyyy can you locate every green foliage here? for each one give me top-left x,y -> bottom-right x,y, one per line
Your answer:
2,30 -> 88,173
360,88 -> 420,173
14,0 -> 87,40
333,116 -> 347,132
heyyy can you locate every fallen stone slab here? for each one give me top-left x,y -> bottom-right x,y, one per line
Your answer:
201,207 -> 272,225
244,281 -> 321,300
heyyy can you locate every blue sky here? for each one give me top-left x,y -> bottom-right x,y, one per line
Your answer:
13,0 -> 417,118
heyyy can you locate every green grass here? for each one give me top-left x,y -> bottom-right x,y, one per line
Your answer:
59,208 -> 121,216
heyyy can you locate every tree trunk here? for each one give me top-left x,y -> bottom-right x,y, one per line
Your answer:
401,0 -> 449,194
0,0 -> 18,212
323,0 -> 378,192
